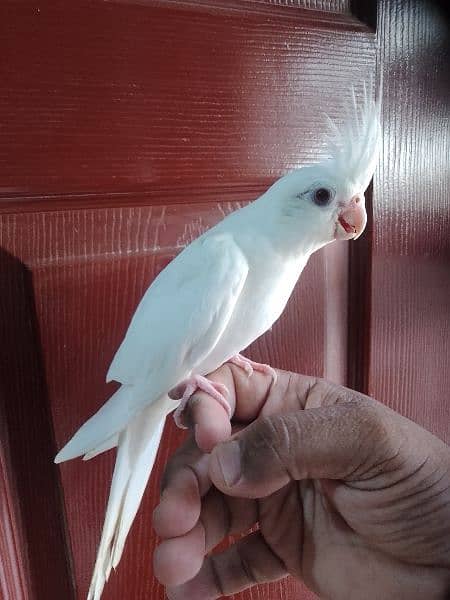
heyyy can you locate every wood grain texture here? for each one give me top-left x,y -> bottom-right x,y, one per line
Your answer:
0,250 -> 74,600
368,0 -> 450,443
242,0 -> 349,9
0,411 -> 30,600
0,1 -> 373,201
159,0 -> 351,12
0,0 -> 376,598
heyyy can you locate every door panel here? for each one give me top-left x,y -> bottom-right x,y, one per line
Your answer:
1,2 -> 373,198
368,0 -> 450,444
1,1 -> 378,599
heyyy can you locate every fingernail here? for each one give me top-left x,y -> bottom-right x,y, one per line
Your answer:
216,441 -> 242,487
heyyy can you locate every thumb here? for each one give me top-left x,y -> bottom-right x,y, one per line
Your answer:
209,400 -> 395,498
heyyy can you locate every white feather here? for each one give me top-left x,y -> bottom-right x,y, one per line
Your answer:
324,83 -> 381,191
87,397 -> 171,600
83,434 -> 119,461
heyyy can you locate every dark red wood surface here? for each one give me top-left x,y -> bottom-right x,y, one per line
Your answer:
368,0 -> 450,444
0,249 -> 74,600
2,1 -> 448,600
0,1 -> 373,201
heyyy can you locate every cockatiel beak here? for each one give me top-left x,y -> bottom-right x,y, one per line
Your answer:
335,194 -> 367,240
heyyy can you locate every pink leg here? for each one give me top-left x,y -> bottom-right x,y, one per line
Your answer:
228,354 -> 278,384
173,374 -> 231,429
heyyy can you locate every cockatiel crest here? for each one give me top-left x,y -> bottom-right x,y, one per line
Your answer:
325,86 -> 381,192
56,87 -> 381,600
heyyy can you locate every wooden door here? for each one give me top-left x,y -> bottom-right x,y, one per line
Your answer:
367,0 -> 450,443
0,1 -> 448,599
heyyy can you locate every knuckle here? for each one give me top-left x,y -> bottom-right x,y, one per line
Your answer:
159,438 -> 198,493
348,400 -> 403,477
209,554 -> 226,596
241,414 -> 297,479
247,415 -> 285,455
354,401 -> 393,443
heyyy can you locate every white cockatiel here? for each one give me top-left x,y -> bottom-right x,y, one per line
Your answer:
55,92 -> 381,600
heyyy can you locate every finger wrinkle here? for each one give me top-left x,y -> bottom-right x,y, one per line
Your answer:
303,378 -> 324,410
184,462 -> 207,498
159,438 -> 200,494
209,553 -> 226,598
296,481 -> 306,576
259,502 -> 292,577
345,409 -> 404,483
221,494 -> 233,540
268,414 -> 303,482
259,369 -> 279,413
263,365 -> 278,399
350,444 -> 403,484
244,532 -> 287,584
239,416 -> 292,486
235,543 -> 259,586
299,375 -> 315,409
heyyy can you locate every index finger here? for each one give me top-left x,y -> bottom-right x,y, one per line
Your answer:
169,363 -> 321,452
169,363 -> 277,452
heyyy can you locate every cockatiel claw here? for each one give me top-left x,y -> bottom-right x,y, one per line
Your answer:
172,374 -> 231,428
228,353 -> 278,384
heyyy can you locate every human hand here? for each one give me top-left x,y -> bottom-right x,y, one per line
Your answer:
153,365 -> 450,599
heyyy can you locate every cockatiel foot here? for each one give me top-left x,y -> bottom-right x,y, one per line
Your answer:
228,353 -> 278,384
173,374 -> 231,429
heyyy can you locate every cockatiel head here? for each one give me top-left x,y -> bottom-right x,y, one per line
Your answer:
261,90 -> 381,253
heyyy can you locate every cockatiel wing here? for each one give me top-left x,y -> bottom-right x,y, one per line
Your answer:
56,231 -> 249,463
108,231 -> 249,386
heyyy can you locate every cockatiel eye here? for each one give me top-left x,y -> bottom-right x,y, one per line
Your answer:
296,185 -> 335,207
312,187 -> 334,207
